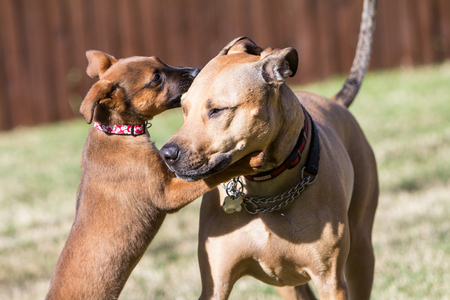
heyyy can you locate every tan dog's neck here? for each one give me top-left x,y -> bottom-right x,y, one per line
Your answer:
241,86 -> 311,197
263,84 -> 305,169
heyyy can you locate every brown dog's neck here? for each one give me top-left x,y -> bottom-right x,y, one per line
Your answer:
88,126 -> 153,147
87,122 -> 155,159
94,104 -> 151,125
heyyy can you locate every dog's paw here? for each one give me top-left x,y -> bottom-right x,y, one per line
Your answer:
249,151 -> 265,169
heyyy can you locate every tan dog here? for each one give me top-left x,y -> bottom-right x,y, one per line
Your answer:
160,0 -> 378,299
46,51 -> 264,300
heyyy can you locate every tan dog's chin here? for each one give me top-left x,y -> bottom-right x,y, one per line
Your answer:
169,153 -> 232,182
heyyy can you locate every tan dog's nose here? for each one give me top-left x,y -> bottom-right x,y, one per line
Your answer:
160,143 -> 180,165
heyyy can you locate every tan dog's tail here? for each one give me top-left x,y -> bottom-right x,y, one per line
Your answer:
332,0 -> 377,108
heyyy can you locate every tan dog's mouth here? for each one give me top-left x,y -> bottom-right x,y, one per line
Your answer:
161,145 -> 231,181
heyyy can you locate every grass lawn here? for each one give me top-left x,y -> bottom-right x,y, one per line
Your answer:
0,62 -> 449,299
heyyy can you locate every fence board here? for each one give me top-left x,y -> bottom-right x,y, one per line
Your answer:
1,0 -> 449,131
65,0 -> 93,113
335,0 -> 359,73
437,0 -> 450,59
0,33 -> 11,129
417,0 -> 435,64
295,0 -> 319,83
1,0 -> 35,128
25,0 -> 57,123
47,0 -> 74,121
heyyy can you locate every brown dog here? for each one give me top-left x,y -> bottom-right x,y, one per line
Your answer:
45,51 -> 264,300
160,0 -> 378,299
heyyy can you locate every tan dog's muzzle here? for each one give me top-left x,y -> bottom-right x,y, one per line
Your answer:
160,142 -> 233,181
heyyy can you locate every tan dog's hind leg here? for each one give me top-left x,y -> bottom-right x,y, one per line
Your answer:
344,165 -> 378,299
336,126 -> 378,299
345,227 -> 375,300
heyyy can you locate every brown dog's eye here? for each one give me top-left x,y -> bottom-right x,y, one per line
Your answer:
152,73 -> 162,83
145,73 -> 162,88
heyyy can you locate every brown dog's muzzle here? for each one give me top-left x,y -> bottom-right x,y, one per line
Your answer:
165,67 -> 201,109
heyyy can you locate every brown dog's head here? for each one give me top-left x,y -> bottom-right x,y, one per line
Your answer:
160,37 -> 299,181
79,51 -> 200,124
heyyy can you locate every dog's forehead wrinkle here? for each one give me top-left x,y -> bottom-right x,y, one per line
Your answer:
185,59 -> 262,109
208,73 -> 262,108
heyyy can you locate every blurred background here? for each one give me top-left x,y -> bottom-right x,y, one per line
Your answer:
1,0 -> 450,299
0,0 -> 449,131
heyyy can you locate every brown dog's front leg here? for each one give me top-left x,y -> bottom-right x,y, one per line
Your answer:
155,152 -> 264,212
46,198 -> 166,300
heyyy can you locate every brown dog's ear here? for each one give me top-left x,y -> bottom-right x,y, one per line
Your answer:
85,50 -> 117,79
260,47 -> 298,84
217,36 -> 264,56
79,79 -> 115,124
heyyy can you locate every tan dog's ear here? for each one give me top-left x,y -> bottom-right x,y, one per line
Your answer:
85,50 -> 117,79
79,79 -> 115,124
260,47 -> 298,84
217,36 -> 264,56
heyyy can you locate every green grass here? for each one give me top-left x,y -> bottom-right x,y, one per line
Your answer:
1,62 -> 450,299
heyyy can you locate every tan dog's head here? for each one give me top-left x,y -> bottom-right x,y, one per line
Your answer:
80,51 -> 200,124
160,37 -> 299,181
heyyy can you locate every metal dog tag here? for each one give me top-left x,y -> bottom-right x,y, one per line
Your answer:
223,196 -> 243,214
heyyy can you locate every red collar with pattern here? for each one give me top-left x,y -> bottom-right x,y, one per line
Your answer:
94,121 -> 146,136
244,109 -> 310,182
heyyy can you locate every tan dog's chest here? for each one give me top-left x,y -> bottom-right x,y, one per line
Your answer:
203,209 -> 345,286
203,174 -> 350,286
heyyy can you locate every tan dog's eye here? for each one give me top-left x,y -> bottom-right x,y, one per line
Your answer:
208,106 -> 236,118
208,108 -> 225,118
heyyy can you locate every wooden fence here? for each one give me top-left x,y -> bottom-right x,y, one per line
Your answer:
1,0 -> 449,131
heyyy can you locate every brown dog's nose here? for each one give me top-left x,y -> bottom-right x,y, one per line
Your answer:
190,68 -> 201,78
160,143 -> 180,165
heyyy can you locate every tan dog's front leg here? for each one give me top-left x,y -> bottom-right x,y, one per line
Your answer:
154,152 -> 264,212
313,277 -> 348,300
308,232 -> 350,300
276,285 -> 317,300
197,215 -> 240,300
